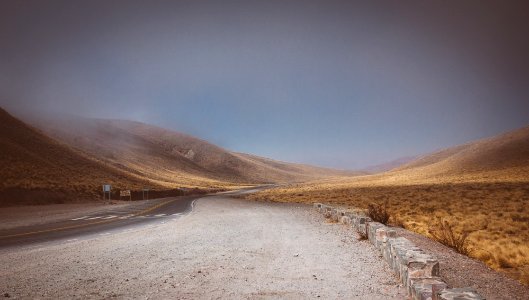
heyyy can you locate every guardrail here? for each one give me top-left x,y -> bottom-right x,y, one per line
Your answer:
313,203 -> 485,300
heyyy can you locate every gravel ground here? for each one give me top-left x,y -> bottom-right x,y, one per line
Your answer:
395,228 -> 529,300
0,195 -> 406,299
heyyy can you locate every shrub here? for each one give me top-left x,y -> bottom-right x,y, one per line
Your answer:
390,213 -> 406,228
367,202 -> 390,225
428,217 -> 473,255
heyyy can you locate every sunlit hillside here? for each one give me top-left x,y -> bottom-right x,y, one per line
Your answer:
246,126 -> 529,285
0,108 -> 164,205
22,113 -> 354,186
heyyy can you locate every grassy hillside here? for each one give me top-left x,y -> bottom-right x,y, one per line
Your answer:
0,108 -> 162,205
23,114 -> 351,186
246,126 -> 529,285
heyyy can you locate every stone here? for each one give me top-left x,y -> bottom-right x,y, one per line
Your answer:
340,215 -> 352,225
367,222 -> 385,245
375,227 -> 396,250
354,216 -> 372,236
434,288 -> 485,300
323,206 -> 333,218
313,203 -> 322,210
410,277 -> 447,300
405,254 -> 440,288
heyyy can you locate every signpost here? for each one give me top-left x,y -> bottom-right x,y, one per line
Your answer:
120,189 -> 131,201
102,184 -> 112,201
142,187 -> 150,200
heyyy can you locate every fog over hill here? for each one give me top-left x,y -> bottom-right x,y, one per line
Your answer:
21,112 -> 355,185
1,107 -> 356,205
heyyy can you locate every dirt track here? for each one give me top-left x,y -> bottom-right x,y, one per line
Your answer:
0,195 -> 405,299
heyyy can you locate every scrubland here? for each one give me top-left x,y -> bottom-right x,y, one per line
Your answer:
247,176 -> 529,285
248,125 -> 529,284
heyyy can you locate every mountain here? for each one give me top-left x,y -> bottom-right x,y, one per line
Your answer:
1,108 -> 354,205
384,126 -> 529,183
362,156 -> 418,174
18,112 -> 353,187
0,108 -> 157,206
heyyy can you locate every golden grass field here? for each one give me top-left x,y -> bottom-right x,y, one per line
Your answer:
247,179 -> 529,284
246,126 -> 529,285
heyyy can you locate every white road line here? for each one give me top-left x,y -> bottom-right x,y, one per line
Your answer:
70,216 -> 89,221
86,216 -> 103,220
66,239 -> 78,242
155,214 -> 166,217
102,215 -> 117,219
172,213 -> 183,216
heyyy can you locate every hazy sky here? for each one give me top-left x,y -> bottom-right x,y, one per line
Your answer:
1,1 -> 528,169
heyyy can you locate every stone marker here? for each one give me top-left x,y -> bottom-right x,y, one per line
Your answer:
367,222 -> 385,245
410,277 -> 447,300
434,287 -> 485,300
311,203 -> 485,300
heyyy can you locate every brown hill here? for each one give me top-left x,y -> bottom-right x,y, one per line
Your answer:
0,108 -> 160,206
245,125 -> 529,285
388,125 -> 529,183
361,156 -> 417,174
19,112 -> 352,188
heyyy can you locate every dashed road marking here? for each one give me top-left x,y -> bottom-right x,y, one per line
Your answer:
155,214 -> 166,217
102,215 -> 117,219
86,216 -> 103,220
70,216 -> 89,221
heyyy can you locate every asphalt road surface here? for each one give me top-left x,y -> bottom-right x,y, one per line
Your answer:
0,194 -> 201,249
0,190 -> 405,299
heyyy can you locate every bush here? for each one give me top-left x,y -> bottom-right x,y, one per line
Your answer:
428,217 -> 473,255
367,202 -> 390,225
390,213 -> 406,228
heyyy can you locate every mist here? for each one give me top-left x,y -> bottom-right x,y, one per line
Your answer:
1,0 -> 529,169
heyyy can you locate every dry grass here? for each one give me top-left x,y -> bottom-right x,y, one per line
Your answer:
428,217 -> 473,256
367,202 -> 390,225
247,180 -> 529,285
246,125 -> 529,283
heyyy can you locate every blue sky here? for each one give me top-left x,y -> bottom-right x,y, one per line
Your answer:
1,0 -> 528,169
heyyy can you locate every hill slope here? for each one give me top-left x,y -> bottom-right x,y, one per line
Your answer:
0,108 -> 159,205
245,125 -> 529,285
19,113 -> 352,187
388,125 -> 529,183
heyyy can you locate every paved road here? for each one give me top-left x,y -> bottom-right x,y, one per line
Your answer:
0,193 -> 405,299
0,194 -> 201,249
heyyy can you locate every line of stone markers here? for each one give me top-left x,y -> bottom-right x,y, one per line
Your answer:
313,203 -> 485,300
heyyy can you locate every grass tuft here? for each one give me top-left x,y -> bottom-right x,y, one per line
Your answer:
367,202 -> 390,225
428,217 -> 473,256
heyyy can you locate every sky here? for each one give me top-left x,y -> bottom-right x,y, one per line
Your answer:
1,0 -> 529,169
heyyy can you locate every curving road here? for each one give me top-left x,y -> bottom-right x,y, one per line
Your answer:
0,189 -> 405,299
0,194 -> 201,249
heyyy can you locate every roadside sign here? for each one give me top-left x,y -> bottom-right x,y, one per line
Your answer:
120,190 -> 131,197
142,187 -> 150,200
102,184 -> 112,201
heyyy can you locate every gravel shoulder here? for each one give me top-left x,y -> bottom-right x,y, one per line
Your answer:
395,228 -> 529,300
0,195 -> 406,299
